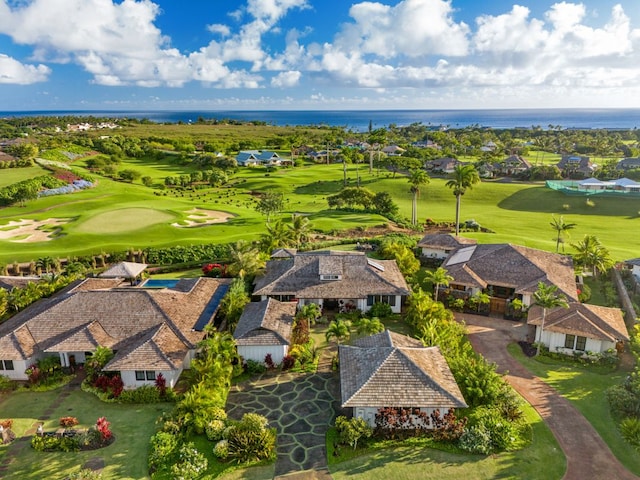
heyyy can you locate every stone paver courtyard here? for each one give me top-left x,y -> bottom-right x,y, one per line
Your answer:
226,369 -> 340,478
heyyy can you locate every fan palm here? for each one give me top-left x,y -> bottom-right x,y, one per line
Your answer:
550,215 -> 577,253
446,165 -> 480,236
424,267 -> 453,300
533,282 -> 569,356
408,169 -> 430,226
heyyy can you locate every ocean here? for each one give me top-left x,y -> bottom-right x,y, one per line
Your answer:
3,108 -> 640,132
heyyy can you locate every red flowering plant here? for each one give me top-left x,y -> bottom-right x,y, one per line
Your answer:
155,373 -> 167,397
96,417 -> 112,442
59,416 -> 79,429
25,364 -> 41,384
202,263 -> 227,278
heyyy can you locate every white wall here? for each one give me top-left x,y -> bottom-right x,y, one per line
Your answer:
535,328 -> 612,354
421,247 -> 448,259
120,369 -> 182,389
0,359 -> 30,380
238,345 -> 288,365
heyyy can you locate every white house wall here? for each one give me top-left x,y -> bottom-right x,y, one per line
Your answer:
535,328 -> 611,354
238,345 -> 287,365
120,369 -> 182,389
0,359 -> 30,380
421,247 -> 449,259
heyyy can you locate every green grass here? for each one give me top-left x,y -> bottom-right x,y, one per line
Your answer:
0,165 -> 49,187
0,388 -> 171,479
507,343 -> 640,476
327,399 -> 565,480
1,161 -> 639,264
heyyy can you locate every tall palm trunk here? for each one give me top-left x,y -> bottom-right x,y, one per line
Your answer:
454,194 -> 462,236
412,191 -> 418,225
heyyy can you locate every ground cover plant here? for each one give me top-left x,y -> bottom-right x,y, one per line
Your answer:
508,343 -> 640,476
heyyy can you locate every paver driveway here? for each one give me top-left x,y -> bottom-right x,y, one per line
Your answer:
459,313 -> 638,480
227,369 -> 340,478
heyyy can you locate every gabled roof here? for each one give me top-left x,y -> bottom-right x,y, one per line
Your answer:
233,298 -> 295,346
339,330 -> 466,408
0,276 -> 41,292
271,248 -> 297,259
253,251 -> 410,299
417,233 -> 477,249
0,277 -> 230,370
528,302 -> 629,342
100,261 -> 147,279
443,244 -> 578,300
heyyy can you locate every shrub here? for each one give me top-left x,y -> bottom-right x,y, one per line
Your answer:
224,413 -> 276,464
264,353 -> 276,369
466,405 -> 521,452
205,419 -> 227,442
0,375 -> 15,391
0,419 -> 13,429
95,417 -> 112,442
281,355 -> 295,370
578,283 -> 592,303
607,385 -> 640,418
65,468 -> 104,480
118,385 -> 161,404
367,302 -> 393,319
213,439 -> 230,459
59,435 -> 80,452
59,416 -> 79,429
621,417 -> 640,447
458,425 -> 492,454
170,443 -> 208,480
245,359 -> 266,375
335,416 -> 373,449
148,431 -> 180,474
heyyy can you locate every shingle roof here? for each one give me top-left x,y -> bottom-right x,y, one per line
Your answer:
253,251 -> 410,299
417,233 -> 477,249
0,277 -> 229,371
528,302 -> 629,342
340,330 -> 466,408
0,276 -> 41,291
234,298 -> 295,346
99,262 -> 147,279
443,244 -> 578,300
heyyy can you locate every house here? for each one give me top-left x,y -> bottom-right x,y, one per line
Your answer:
528,302 -> 628,355
425,157 -> 461,174
616,157 -> 640,171
253,250 -> 410,313
441,243 -> 578,315
624,258 -> 640,280
557,155 -> 595,178
339,330 -> 467,427
0,276 -> 230,387
233,298 -> 295,364
308,149 -> 340,163
495,155 -> 531,176
235,150 -> 281,167
0,276 -> 41,292
417,233 -> 477,260
382,145 -> 405,156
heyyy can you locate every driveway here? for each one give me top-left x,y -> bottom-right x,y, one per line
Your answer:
226,366 -> 340,479
459,313 -> 638,480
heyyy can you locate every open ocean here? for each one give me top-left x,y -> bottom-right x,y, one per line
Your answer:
3,108 -> 640,132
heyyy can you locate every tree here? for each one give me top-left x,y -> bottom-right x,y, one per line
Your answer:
378,242 -> 420,278
533,282 -> 569,356
219,279 -> 250,332
255,190 -> 285,224
371,192 -> 399,217
325,319 -> 352,344
408,169 -> 430,226
288,214 -> 312,248
260,219 -> 291,252
227,241 -> 265,279
446,165 -> 480,236
550,215 -> 577,253
571,235 -> 614,277
335,416 -> 372,450
354,317 -> 385,336
424,267 -> 454,300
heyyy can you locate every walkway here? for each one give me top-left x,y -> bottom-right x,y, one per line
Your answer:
226,346 -> 340,479
459,313 -> 638,480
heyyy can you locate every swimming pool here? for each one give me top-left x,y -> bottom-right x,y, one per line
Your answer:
139,279 -> 180,289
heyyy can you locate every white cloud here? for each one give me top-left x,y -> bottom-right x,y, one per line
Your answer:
271,70 -> 301,87
207,24 -> 231,37
0,53 -> 50,84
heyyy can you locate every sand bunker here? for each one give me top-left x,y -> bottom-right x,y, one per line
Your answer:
0,218 -> 69,243
172,208 -> 234,228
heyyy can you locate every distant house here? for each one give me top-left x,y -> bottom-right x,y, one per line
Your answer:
339,330 -> 467,427
308,149 -> 340,163
0,276 -> 42,292
253,250 -> 410,313
495,155 -> 531,176
0,277 -> 230,387
425,157 -> 461,174
557,155 -> 595,178
236,150 -> 282,167
233,298 -> 295,364
528,302 -> 628,355
616,157 -> 640,171
624,258 -> 640,279
442,243 -> 578,315
417,233 -> 477,260
382,145 -> 405,156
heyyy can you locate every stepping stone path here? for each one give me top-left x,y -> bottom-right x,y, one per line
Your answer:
227,347 -> 341,478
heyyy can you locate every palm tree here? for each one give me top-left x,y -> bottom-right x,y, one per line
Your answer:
288,214 -> 312,248
325,319 -> 352,344
228,241 -> 265,279
424,267 -> 453,300
408,169 -> 430,226
354,317 -> 385,336
550,215 -> 577,253
260,219 -> 291,252
446,164 -> 480,236
571,235 -> 614,277
533,282 -> 569,356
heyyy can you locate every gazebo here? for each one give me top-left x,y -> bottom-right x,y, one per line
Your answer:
99,262 -> 147,285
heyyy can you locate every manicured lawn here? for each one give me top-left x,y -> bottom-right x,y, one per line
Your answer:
0,388 -> 171,479
0,165 -> 49,187
327,399 -> 565,480
508,343 -> 640,476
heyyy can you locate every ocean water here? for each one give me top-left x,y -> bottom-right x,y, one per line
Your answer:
3,108 -> 640,132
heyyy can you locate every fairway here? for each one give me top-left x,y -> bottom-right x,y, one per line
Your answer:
75,207 -> 175,234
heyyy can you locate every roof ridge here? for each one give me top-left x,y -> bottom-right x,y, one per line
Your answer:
343,347 -> 391,406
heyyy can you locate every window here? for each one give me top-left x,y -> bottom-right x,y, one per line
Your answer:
0,360 -> 14,371
575,336 -> 587,351
564,334 -> 575,349
368,295 -> 397,307
145,371 -> 156,381
135,371 -> 145,381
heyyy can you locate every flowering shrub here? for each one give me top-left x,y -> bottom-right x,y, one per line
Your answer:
93,374 -> 124,398
25,364 -> 41,384
0,419 -> 13,429
202,263 -> 227,278
155,373 -> 167,397
39,179 -> 94,197
96,417 -> 112,442
213,439 -> 229,459
170,443 -> 208,480
59,416 -> 79,429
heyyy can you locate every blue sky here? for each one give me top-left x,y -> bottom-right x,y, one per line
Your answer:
2,0 -> 640,110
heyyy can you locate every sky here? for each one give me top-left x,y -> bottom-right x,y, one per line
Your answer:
2,0 -> 640,111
